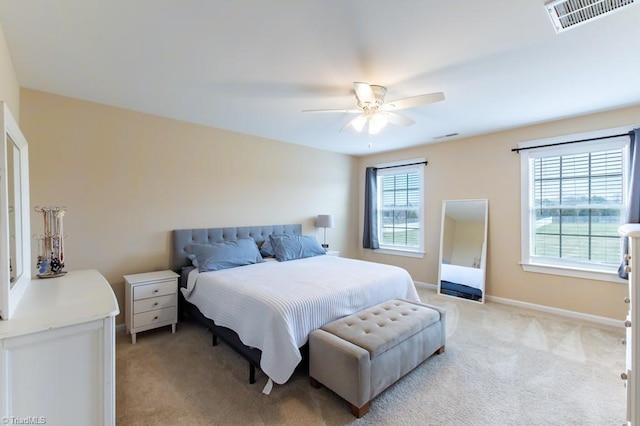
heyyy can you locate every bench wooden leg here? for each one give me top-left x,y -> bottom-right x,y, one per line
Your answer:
350,402 -> 370,418
309,377 -> 323,389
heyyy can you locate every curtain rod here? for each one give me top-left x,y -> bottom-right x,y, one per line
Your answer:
511,132 -> 629,153
374,161 -> 428,170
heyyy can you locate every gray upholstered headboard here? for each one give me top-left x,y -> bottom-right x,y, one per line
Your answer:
171,224 -> 302,272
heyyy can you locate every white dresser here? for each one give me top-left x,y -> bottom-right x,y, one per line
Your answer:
620,224 -> 640,426
0,269 -> 119,426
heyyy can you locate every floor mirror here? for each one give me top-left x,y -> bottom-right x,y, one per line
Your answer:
438,199 -> 488,303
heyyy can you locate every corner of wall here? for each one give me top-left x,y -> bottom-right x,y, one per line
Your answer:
0,21 -> 20,121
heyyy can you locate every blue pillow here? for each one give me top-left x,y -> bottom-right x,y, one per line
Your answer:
259,237 -> 277,257
269,234 -> 326,262
186,238 -> 264,272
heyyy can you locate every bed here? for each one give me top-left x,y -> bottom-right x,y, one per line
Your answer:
171,224 -> 420,388
439,263 -> 483,301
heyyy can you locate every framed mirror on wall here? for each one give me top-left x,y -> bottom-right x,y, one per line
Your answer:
438,199 -> 488,303
0,102 -> 31,319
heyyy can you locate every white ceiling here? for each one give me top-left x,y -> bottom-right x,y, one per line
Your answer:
0,1 -> 639,156
444,200 -> 487,223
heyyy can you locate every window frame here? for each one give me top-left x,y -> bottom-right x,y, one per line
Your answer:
375,159 -> 425,257
519,130 -> 630,283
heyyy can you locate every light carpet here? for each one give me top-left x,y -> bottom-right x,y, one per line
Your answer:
115,287 -> 626,425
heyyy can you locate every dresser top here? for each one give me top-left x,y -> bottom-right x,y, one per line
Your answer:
619,224 -> 640,237
0,269 -> 119,339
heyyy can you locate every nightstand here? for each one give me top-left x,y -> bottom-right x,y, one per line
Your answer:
124,270 -> 179,344
326,250 -> 340,257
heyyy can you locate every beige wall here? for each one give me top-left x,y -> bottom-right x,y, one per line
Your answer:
358,105 -> 640,320
450,220 -> 484,267
20,89 -> 358,323
442,215 -> 454,263
0,22 -> 19,121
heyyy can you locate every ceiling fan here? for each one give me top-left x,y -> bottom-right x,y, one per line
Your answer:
303,82 -> 445,135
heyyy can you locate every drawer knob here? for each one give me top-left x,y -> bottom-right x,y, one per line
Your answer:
625,297 -> 631,304
625,320 -> 632,327
622,338 -> 627,345
153,302 -> 158,307
153,289 -> 159,294
153,316 -> 159,321
621,372 -> 628,380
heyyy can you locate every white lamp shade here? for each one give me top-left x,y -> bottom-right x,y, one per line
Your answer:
316,214 -> 335,228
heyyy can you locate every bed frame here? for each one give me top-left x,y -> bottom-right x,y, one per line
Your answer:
171,224 -> 303,384
440,280 -> 483,301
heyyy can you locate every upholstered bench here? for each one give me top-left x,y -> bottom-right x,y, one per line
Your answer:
309,299 -> 446,417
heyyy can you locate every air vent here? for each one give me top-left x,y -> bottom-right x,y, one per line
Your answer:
545,0 -> 636,33
433,133 -> 459,140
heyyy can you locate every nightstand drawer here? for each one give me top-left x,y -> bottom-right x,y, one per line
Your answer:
134,307 -> 175,328
133,294 -> 176,314
133,279 -> 176,300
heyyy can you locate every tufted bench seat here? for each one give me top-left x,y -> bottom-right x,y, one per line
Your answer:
309,299 -> 446,417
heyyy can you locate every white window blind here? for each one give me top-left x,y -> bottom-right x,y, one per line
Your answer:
377,163 -> 424,253
532,148 -> 623,265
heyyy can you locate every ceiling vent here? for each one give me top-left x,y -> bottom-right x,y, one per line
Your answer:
433,133 -> 459,140
545,0 -> 636,33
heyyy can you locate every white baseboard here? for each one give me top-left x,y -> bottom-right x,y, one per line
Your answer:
414,281 -> 437,290
413,281 -> 623,328
486,295 -> 623,328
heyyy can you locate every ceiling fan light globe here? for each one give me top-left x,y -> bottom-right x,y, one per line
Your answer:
351,114 -> 368,132
368,112 -> 388,134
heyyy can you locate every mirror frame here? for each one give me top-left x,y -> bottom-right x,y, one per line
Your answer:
0,102 -> 31,319
437,199 -> 488,304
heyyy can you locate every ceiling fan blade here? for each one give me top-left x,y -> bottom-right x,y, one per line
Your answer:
383,92 -> 445,110
340,114 -> 367,132
386,112 -> 415,127
302,108 -> 361,113
353,82 -> 375,104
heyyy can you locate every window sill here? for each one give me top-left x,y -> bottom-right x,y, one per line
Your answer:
520,262 -> 627,284
373,248 -> 424,258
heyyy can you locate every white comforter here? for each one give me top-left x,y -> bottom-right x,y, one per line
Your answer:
181,255 -> 419,384
440,263 -> 484,290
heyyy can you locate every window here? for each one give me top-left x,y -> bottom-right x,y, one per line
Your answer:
520,133 -> 629,280
376,162 -> 424,254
